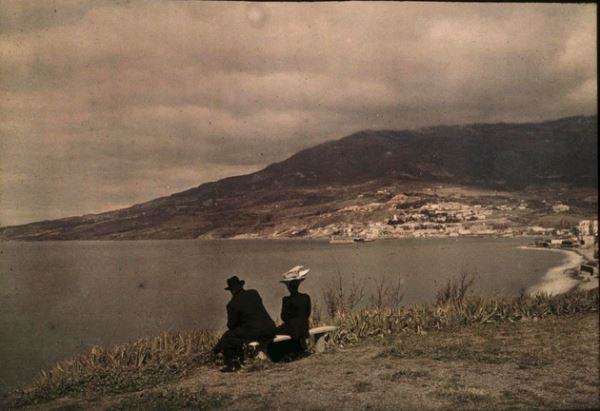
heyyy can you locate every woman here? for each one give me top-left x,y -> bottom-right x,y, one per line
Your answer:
274,265 -> 311,358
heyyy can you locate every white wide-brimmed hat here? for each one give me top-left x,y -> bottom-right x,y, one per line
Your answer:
280,265 -> 310,283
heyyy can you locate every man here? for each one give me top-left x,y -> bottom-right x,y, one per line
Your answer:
212,276 -> 276,372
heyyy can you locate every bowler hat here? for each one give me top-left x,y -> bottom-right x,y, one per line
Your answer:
225,275 -> 245,290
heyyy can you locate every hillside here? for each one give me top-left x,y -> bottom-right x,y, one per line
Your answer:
0,115 -> 597,241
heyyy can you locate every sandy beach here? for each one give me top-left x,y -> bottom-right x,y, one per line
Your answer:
522,246 -> 598,296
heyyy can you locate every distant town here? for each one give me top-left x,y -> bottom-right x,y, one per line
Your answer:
267,188 -> 598,256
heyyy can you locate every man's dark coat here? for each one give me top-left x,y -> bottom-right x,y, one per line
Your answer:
225,288 -> 276,339
213,288 -> 275,368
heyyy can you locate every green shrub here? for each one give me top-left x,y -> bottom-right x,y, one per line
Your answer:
329,289 -> 598,346
11,330 -> 219,407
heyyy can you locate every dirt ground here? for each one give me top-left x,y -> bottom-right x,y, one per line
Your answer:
13,313 -> 600,411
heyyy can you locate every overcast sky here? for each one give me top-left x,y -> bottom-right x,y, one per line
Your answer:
0,2 -> 596,226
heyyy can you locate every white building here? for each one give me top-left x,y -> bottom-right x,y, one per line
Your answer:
552,203 -> 570,213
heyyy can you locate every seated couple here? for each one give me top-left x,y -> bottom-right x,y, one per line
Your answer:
212,266 -> 311,372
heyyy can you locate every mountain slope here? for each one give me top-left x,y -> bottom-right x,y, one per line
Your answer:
1,115 -> 597,240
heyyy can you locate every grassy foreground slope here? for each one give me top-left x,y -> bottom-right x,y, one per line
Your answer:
4,289 -> 599,410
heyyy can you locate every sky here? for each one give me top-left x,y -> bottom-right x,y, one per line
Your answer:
0,1 -> 596,226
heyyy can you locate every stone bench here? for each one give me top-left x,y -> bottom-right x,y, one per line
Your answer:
248,325 -> 338,357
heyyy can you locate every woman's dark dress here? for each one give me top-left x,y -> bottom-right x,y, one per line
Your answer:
270,292 -> 311,360
277,292 -> 311,339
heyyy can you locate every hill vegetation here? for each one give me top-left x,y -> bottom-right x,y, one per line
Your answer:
0,115 -> 597,241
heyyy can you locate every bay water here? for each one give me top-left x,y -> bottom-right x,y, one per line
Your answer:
0,238 -> 565,392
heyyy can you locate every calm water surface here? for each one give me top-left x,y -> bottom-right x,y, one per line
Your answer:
0,238 -> 564,392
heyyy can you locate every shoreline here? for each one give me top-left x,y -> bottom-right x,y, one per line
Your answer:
521,246 -> 598,296
0,233 -> 577,243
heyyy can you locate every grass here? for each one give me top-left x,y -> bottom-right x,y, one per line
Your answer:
8,330 -> 219,407
353,381 -> 373,393
379,368 -> 430,381
436,372 -> 490,405
329,288 -> 598,346
5,279 -> 598,409
376,323 -> 554,369
374,311 -> 598,410
436,386 -> 491,409
105,388 -> 228,411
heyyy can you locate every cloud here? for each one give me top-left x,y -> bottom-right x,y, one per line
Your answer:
0,2 -> 596,225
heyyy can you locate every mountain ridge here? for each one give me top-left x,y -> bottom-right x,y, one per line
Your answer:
1,114 -> 597,240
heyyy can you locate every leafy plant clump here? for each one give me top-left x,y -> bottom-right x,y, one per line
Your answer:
329,287 -> 598,346
10,330 -> 219,407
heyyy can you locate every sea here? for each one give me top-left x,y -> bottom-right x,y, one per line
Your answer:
0,237 -> 568,393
